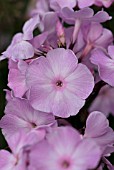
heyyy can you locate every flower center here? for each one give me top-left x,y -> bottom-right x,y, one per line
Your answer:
61,160 -> 70,169
31,122 -> 37,128
56,80 -> 63,87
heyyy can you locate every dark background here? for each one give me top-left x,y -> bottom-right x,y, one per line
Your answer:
0,0 -> 31,147
0,0 -> 114,166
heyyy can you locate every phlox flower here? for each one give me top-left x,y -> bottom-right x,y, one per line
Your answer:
0,14 -> 40,61
0,97 -> 56,138
29,126 -> 101,170
26,48 -> 94,118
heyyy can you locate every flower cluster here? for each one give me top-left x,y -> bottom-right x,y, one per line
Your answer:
0,1 -> 114,170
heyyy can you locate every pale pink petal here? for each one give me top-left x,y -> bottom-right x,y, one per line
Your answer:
29,140 -> 52,170
6,131 -> 27,154
47,48 -> 78,77
26,57 -> 54,87
0,114 -> 29,137
95,0 -> 114,8
66,63 -> 94,99
21,130 -> 46,146
73,138 -> 101,169
29,84 -> 56,113
92,128 -> 114,147
52,90 -> 85,117
23,15 -> 40,40
43,12 -> 58,33
78,0 -> 94,8
12,41 -> 34,60
95,28 -> 113,48
91,49 -> 114,86
47,127 -> 82,155
87,23 -> 103,42
8,68 -> 27,97
50,0 -> 77,11
62,7 -> 94,24
85,111 -> 109,138
89,94 -> 110,116
5,98 -> 33,119
30,32 -> 48,49
0,150 -> 15,170
90,11 -> 111,23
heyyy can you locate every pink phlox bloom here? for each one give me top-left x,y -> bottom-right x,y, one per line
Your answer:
84,111 -> 114,153
0,97 -> 56,138
90,46 -> 114,87
26,48 -> 94,118
0,15 -> 40,61
29,126 -> 101,170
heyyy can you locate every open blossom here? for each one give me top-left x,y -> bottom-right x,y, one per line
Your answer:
0,15 -> 40,61
29,126 -> 101,170
84,111 -> 114,153
89,85 -> 114,116
0,97 -> 56,138
26,48 -> 94,118
90,46 -> 114,87
1,0 -> 114,169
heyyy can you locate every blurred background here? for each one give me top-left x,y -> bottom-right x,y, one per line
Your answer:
0,0 -> 114,166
